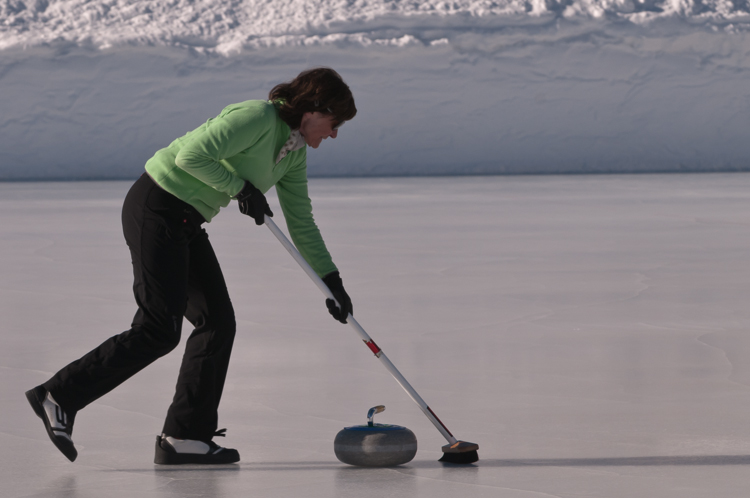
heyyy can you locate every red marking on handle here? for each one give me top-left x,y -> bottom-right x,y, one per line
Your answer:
427,406 -> 454,437
364,339 -> 381,355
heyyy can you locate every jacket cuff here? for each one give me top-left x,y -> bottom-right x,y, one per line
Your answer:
228,176 -> 246,198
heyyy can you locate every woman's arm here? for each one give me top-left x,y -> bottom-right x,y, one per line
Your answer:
275,160 -> 337,278
175,107 -> 268,197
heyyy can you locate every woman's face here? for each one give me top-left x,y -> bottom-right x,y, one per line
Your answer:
299,112 -> 340,149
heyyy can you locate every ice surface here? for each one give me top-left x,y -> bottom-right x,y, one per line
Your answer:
3,174 -> 750,497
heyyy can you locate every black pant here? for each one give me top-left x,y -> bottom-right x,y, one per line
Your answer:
44,174 -> 236,441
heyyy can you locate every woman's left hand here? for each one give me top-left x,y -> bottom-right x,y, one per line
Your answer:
322,271 -> 352,324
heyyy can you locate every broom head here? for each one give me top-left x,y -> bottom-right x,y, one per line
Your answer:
439,440 -> 479,464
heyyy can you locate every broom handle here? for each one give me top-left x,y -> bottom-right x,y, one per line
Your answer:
264,215 -> 458,445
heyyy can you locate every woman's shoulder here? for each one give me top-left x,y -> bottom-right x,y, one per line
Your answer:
208,100 -> 289,141
218,100 -> 279,121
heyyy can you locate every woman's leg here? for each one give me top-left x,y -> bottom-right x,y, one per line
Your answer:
42,174 -> 196,413
161,228 -> 237,442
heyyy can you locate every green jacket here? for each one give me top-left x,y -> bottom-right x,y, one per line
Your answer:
145,100 -> 336,277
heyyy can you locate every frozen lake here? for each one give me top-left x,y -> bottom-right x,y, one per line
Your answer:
3,174 -> 750,497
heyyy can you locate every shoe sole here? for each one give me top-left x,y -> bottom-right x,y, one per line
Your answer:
25,386 -> 78,462
154,436 -> 240,465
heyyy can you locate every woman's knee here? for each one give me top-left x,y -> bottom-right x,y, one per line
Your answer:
213,311 -> 237,339
136,319 -> 183,356
188,302 -> 236,338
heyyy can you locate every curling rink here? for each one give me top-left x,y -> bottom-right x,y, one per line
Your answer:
3,173 -> 750,498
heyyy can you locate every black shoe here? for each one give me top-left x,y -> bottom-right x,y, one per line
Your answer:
154,432 -> 240,465
25,385 -> 78,462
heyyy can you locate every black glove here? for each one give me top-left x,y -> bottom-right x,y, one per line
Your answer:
322,271 -> 352,324
235,180 -> 273,225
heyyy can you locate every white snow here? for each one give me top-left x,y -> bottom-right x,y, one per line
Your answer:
2,0 -> 750,53
3,174 -> 750,497
1,0 -> 750,179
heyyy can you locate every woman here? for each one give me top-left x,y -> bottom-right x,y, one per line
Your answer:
25,67 -> 356,465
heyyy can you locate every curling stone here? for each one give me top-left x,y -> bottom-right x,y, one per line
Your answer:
334,405 -> 417,467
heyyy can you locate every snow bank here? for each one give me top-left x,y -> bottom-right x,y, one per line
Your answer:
1,1 -> 749,179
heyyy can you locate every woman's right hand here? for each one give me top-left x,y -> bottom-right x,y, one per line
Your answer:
322,271 -> 352,324
235,180 -> 273,225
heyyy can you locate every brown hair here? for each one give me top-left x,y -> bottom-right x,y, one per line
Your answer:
269,67 -> 357,129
